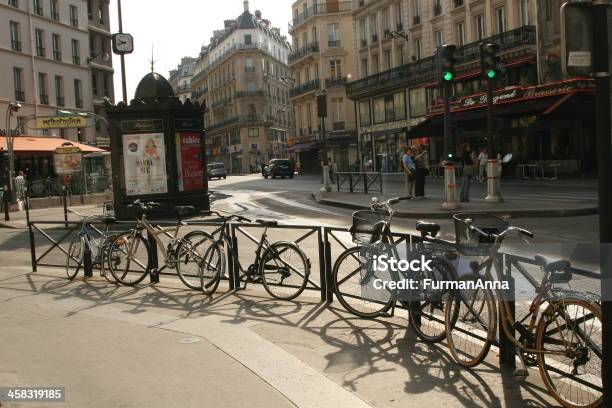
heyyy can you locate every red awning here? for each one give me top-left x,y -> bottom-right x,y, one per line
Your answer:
0,136 -> 106,153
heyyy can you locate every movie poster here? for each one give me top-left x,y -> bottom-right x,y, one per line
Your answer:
122,133 -> 168,196
175,132 -> 204,192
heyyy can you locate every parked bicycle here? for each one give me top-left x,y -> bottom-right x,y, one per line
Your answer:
66,209 -> 120,282
107,200 -> 213,289
332,196 -> 457,344
444,213 -> 602,408
200,210 -> 311,300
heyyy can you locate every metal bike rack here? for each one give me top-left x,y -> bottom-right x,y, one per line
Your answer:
336,172 -> 384,194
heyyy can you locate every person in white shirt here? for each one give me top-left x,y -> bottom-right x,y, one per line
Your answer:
478,147 -> 488,183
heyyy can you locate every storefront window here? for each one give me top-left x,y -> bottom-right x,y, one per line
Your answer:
229,128 -> 240,145
374,97 -> 385,124
393,92 -> 406,120
409,87 -> 426,117
359,100 -> 371,126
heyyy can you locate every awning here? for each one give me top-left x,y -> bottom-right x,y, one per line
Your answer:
0,136 -> 107,153
405,118 -> 440,139
287,141 -> 318,152
327,135 -> 358,147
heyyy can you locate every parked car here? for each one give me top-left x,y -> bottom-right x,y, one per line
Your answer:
263,159 -> 294,179
207,163 -> 227,180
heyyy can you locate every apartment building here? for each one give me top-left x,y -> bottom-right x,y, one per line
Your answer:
1,0 -> 114,147
346,0 -> 596,175
288,0 -> 359,174
190,1 -> 293,174
169,57 -> 197,103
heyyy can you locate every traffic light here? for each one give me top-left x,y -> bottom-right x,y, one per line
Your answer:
480,43 -> 500,80
438,45 -> 457,83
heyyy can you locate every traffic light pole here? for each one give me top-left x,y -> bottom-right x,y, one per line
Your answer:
442,80 -> 459,209
320,115 -> 331,192
485,77 -> 502,202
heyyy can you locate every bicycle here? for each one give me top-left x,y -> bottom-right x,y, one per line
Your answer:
332,196 -> 457,344
107,200 -> 214,289
444,213 -> 602,408
65,209 -> 120,282
200,210 -> 311,300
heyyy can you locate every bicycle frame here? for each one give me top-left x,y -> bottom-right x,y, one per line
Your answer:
133,213 -> 183,261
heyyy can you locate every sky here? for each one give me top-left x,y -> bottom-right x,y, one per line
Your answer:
108,0 -> 294,102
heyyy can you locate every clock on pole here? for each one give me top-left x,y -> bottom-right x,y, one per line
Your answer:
112,33 -> 134,55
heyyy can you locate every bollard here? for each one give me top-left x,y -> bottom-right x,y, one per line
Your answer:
230,224 -> 240,289
83,246 -> 93,278
4,184 -> 10,221
485,159 -> 503,202
25,189 -> 37,272
442,164 -> 460,210
320,165 -> 332,192
147,231 -> 159,283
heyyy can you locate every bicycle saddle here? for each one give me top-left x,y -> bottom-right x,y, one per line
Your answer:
535,255 -> 571,273
174,206 -> 195,217
416,221 -> 441,237
102,216 -> 116,225
256,219 -> 278,227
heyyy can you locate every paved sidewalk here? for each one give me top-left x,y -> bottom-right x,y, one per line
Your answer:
316,177 -> 599,218
0,266 -> 559,408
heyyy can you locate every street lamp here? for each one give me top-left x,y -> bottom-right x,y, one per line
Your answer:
5,101 -> 21,203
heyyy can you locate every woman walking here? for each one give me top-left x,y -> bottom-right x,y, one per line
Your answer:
413,145 -> 428,198
460,143 -> 476,203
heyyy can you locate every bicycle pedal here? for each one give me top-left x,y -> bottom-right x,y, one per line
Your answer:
379,312 -> 394,318
512,368 -> 529,379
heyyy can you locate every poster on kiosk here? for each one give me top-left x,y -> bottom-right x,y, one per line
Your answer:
122,133 -> 168,196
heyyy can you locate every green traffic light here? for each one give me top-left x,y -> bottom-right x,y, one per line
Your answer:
487,70 -> 496,79
443,72 -> 454,81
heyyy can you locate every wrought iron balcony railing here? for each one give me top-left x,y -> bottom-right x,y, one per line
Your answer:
288,1 -> 351,31
289,79 -> 321,98
289,42 -> 319,64
325,77 -> 347,88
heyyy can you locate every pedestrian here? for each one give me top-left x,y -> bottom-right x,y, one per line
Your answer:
478,147 -> 488,182
331,160 -> 338,182
401,147 -> 415,198
413,145 -> 428,198
460,143 -> 476,203
14,171 -> 26,201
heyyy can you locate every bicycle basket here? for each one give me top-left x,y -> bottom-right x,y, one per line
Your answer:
453,213 -> 509,256
350,210 -> 388,245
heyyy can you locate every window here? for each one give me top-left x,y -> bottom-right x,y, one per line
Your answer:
361,57 -> 369,77
395,1 -> 403,27
433,0 -> 442,16
71,39 -> 80,65
103,74 -> 109,96
384,49 -> 392,70
248,128 -> 259,137
393,92 -> 406,120
35,29 -> 45,56
520,0 -> 530,25
456,22 -> 465,46
98,1 -> 104,23
89,35 -> 95,58
306,103 -> 312,129
369,14 -> 378,41
10,21 -> 21,51
412,0 -> 421,22
70,5 -> 78,27
245,57 -> 254,72
496,7 -> 506,34
91,72 -> 97,95
327,23 -> 340,47
312,26 -> 317,42
398,44 -> 405,65
435,30 -> 443,47
33,0 -> 42,15
52,34 -> 61,60
331,97 -> 344,126
373,97 -> 385,123
358,18 -> 367,45
475,15 -> 485,41
50,0 -> 59,20
414,38 -> 422,60
87,0 -> 92,19
74,79 -> 83,108
38,73 -> 48,104
359,101 -> 371,126
244,34 -> 252,45
13,67 -> 24,101
229,129 -> 240,145
372,54 -> 379,74
9,0 -> 18,7
383,7 -> 390,32
409,87 -> 426,117
313,63 -> 319,79
330,59 -> 342,79
55,75 -> 64,106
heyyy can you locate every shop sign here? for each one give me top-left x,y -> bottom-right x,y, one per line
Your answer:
122,133 -> 168,196
36,116 -> 87,129
360,119 -> 408,135
175,132 -> 204,192
121,119 -> 164,132
53,145 -> 82,174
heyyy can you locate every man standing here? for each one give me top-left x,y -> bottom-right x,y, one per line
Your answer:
402,147 -> 415,198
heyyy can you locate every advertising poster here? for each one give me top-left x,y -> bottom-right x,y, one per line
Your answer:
122,133 -> 168,196
175,132 -> 204,192
53,146 -> 82,174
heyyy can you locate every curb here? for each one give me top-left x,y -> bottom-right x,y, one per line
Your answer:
312,194 -> 599,219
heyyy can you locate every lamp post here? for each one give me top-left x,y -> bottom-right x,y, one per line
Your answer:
316,90 -> 330,192
5,101 -> 21,203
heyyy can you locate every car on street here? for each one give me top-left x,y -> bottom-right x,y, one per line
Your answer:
263,159 -> 294,179
207,163 -> 227,180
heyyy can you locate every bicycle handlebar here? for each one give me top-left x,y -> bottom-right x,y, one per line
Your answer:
469,225 -> 533,241
370,196 -> 411,210
202,210 -> 251,223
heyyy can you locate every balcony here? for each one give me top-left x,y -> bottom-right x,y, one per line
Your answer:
332,121 -> 345,131
433,4 -> 442,16
289,42 -> 319,64
207,116 -> 239,131
289,79 -> 321,98
360,39 -> 367,48
14,90 -> 25,102
325,77 -> 347,88
40,94 -> 49,105
396,22 -> 404,31
346,25 -> 536,99
235,90 -> 267,98
211,96 -> 232,109
289,1 -> 351,32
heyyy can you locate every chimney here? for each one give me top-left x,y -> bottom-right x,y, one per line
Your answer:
224,19 -> 233,28
255,10 -> 262,19
243,0 -> 249,12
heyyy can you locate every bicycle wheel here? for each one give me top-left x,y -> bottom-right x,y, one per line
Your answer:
332,246 -> 394,319
107,232 -> 151,285
409,257 -> 456,344
445,274 -> 497,368
176,231 -> 222,294
260,241 -> 309,301
100,233 -> 121,283
66,234 -> 84,280
536,298 -> 602,408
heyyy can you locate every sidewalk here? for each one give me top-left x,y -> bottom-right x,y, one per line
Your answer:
0,204 -> 103,229
316,177 -> 599,218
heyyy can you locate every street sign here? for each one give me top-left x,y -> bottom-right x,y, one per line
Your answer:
561,2 -> 594,77
54,145 -> 82,174
35,116 -> 88,129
